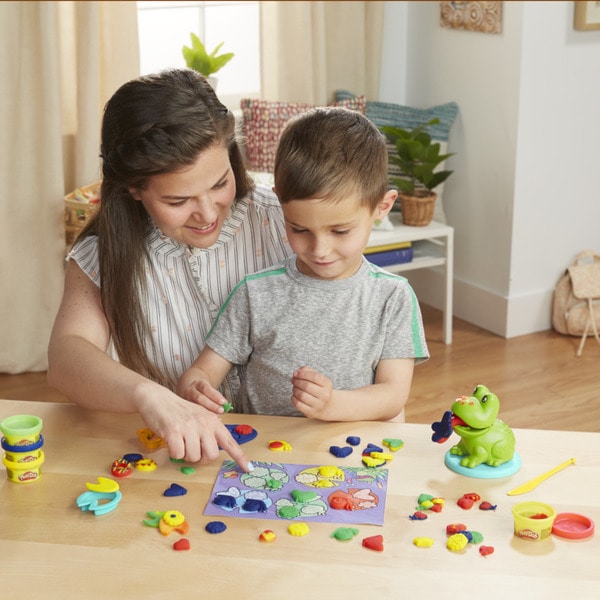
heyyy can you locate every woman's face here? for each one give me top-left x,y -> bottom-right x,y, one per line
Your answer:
130,144 -> 236,248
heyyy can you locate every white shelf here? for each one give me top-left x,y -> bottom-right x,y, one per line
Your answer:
366,214 -> 454,344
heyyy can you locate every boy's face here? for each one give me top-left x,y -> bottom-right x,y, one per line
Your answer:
282,192 -> 394,280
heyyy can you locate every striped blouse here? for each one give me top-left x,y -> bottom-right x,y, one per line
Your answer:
70,185 -> 293,398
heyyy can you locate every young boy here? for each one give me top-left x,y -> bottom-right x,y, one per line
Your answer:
177,107 -> 429,422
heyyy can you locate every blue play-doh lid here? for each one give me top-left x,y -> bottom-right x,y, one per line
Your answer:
1,434 -> 44,453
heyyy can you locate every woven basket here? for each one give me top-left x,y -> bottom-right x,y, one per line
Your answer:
64,181 -> 101,246
399,192 -> 436,227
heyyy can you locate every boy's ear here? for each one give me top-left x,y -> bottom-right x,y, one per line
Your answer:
375,190 -> 397,219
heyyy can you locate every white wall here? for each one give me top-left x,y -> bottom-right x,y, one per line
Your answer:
381,1 -> 600,337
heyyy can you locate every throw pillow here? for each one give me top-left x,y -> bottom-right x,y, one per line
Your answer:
335,91 -> 458,223
240,96 -> 367,173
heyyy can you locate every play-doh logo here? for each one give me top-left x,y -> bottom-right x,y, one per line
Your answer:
516,528 -> 538,540
19,455 -> 37,463
18,471 -> 38,482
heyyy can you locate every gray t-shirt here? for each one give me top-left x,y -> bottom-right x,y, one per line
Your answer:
206,256 -> 429,416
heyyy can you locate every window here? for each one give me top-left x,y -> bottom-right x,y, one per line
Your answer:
137,1 -> 260,109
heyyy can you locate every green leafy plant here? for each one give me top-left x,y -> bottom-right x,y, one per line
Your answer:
381,118 -> 454,197
182,33 -> 235,78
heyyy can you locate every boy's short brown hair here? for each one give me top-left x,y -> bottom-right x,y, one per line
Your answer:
273,106 -> 388,211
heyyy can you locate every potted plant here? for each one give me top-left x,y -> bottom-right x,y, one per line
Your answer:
182,33 -> 234,89
381,118 -> 454,226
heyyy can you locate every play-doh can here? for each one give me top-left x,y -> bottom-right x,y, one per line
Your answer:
2,450 -> 45,483
512,501 -> 557,540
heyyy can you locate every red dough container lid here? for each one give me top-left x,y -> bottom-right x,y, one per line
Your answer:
552,513 -> 595,540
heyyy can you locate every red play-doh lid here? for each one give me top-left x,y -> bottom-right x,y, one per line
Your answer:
552,512 -> 594,540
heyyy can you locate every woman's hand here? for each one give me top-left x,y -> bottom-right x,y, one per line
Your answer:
135,383 -> 252,472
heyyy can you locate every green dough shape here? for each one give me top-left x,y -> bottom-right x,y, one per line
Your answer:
331,527 -> 360,541
291,489 -> 318,503
278,505 -> 301,519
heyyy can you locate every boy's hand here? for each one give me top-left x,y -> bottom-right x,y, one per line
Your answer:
290,366 -> 333,419
181,378 -> 229,414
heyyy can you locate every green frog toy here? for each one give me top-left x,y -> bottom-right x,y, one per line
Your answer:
432,384 -> 516,469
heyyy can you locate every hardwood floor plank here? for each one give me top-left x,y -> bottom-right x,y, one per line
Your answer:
1,305 -> 598,432
407,305 -> 600,432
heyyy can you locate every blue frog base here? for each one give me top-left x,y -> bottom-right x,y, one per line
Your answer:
445,450 -> 521,479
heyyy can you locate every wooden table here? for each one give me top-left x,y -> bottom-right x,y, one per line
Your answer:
1,400 -> 598,599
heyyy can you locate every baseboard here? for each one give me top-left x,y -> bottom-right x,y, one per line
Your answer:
405,269 -> 553,338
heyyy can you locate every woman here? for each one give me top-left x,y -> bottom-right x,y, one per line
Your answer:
48,69 -> 292,470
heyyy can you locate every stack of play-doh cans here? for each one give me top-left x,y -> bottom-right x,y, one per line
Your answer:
1,414 -> 45,483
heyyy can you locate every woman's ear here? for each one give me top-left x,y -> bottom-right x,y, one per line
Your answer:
375,189 -> 397,220
128,187 -> 142,201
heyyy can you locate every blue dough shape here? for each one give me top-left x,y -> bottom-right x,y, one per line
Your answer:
330,445 -> 353,458
242,498 -> 268,513
431,410 -> 453,443
444,450 -> 521,479
346,436 -> 361,446
205,521 -> 227,534
123,453 -> 143,463
224,424 -> 258,445
213,494 -> 237,509
163,483 -> 188,497
362,443 -> 383,456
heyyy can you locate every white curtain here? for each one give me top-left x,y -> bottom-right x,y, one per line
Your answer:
260,1 -> 384,104
0,1 -> 139,373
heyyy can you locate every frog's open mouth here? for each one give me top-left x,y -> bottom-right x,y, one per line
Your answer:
451,414 -> 468,428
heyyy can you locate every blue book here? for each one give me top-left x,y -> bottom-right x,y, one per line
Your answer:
365,246 -> 414,267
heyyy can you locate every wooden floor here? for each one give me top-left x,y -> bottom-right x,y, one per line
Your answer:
1,305 -> 598,432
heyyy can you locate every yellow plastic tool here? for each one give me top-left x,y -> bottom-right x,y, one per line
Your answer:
506,457 -> 575,496
86,476 -> 120,493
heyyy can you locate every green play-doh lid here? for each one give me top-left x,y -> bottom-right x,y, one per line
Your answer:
0,414 -> 43,436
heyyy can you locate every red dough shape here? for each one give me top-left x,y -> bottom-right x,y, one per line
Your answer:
110,458 -> 133,478
446,523 -> 467,535
173,538 -> 191,551
362,535 -> 384,552
457,497 -> 474,509
235,424 -> 253,435
479,545 -> 494,556
462,492 -> 481,502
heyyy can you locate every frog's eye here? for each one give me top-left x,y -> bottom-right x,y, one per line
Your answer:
481,395 -> 489,403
